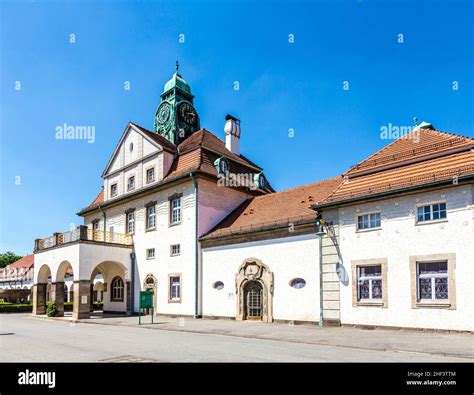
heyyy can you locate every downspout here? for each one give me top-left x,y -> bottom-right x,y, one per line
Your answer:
98,205 -> 106,242
318,232 -> 323,327
190,173 -> 201,318
130,251 -> 136,315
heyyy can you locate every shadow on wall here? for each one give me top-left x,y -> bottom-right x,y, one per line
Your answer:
326,223 -> 349,287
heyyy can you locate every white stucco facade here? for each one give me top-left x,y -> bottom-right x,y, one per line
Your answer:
331,185 -> 474,331
202,233 -> 321,323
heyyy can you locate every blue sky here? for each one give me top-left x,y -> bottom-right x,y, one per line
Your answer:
1,0 -> 473,255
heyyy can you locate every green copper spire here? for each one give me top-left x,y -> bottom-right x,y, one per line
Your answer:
154,64 -> 200,144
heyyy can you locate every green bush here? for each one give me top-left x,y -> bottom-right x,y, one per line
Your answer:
46,302 -> 59,317
0,304 -> 32,313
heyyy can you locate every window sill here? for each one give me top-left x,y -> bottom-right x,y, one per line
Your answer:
145,227 -> 156,233
356,227 -> 381,234
168,299 -> 181,304
169,222 -> 182,227
170,254 -> 180,257
415,301 -> 451,308
111,300 -> 124,303
146,257 -> 155,260
415,219 -> 448,226
356,301 -> 385,307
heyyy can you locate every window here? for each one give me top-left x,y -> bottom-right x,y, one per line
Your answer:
357,212 -> 381,230
169,276 -> 181,302
146,168 -> 155,183
357,265 -> 382,301
170,198 -> 181,224
129,142 -> 134,152
127,176 -> 135,191
170,244 -> 180,256
417,203 -> 447,223
289,278 -> 306,289
213,281 -> 224,290
417,262 -> 448,301
111,276 -> 124,302
146,248 -> 155,260
126,211 -> 135,234
110,183 -> 118,197
146,206 -> 156,230
92,221 -> 100,231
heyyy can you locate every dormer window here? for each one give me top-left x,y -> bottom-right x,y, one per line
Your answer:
254,172 -> 267,190
214,157 -> 230,175
146,168 -> 155,183
127,176 -> 135,191
110,183 -> 118,198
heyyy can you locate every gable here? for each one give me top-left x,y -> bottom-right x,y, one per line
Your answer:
103,123 -> 169,177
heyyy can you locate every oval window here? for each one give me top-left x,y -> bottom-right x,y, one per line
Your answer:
213,281 -> 224,290
289,278 -> 306,289
129,142 -> 134,152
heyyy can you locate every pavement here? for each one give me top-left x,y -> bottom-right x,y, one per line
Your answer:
0,313 -> 472,362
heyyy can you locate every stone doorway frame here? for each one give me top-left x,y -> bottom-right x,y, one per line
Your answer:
235,258 -> 273,323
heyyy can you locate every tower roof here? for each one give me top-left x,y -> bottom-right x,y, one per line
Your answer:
162,62 -> 192,95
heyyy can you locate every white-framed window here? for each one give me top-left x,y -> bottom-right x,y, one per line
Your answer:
169,276 -> 181,301
357,265 -> 383,301
170,198 -> 181,224
170,244 -> 180,256
127,176 -> 135,191
146,248 -> 155,260
146,168 -> 155,183
111,276 -> 124,302
417,202 -> 447,223
357,212 -> 381,230
110,183 -> 118,197
417,262 -> 448,301
146,206 -> 156,230
126,212 -> 135,234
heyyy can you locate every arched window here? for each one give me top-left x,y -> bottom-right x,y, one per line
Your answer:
111,277 -> 124,302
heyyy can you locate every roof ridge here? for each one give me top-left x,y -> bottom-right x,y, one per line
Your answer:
263,176 -> 342,197
347,128 -> 473,174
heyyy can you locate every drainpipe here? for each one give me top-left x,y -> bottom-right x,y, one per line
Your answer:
190,173 -> 201,318
130,251 -> 136,315
318,233 -> 324,327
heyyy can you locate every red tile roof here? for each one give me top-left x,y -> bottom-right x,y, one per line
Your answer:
201,177 -> 342,240
316,127 -> 474,207
6,254 -> 34,270
80,125 -> 271,214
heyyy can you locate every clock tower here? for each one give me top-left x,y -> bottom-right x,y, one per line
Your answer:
154,62 -> 200,144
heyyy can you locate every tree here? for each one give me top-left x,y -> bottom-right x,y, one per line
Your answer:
0,251 -> 23,268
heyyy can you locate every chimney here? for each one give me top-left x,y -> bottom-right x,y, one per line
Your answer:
224,114 -> 241,155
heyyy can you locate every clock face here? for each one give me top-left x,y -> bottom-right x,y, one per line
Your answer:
157,102 -> 172,124
178,102 -> 197,125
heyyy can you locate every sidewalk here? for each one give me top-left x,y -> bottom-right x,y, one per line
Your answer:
30,313 -> 474,360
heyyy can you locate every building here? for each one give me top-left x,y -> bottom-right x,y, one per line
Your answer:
31,67 -> 473,331
0,255 -> 34,290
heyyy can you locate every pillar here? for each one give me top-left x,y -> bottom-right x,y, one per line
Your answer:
72,280 -> 91,319
32,283 -> 47,315
51,281 -> 65,317
126,281 -> 131,315
90,283 -> 94,312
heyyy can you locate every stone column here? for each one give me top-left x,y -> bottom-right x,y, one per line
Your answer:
51,281 -> 65,317
90,283 -> 94,313
72,280 -> 91,320
32,283 -> 47,315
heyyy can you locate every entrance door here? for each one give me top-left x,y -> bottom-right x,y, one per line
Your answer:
244,281 -> 263,320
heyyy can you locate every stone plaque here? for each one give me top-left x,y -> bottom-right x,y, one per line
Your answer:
81,295 -> 88,305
